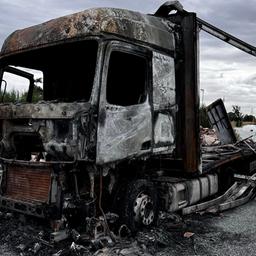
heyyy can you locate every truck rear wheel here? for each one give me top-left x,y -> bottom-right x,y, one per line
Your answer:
122,179 -> 158,232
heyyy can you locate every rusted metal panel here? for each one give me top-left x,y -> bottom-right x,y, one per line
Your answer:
173,13 -> 200,173
0,8 -> 175,58
5,165 -> 51,202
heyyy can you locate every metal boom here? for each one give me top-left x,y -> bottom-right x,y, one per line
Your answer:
197,17 -> 256,57
154,1 -> 256,57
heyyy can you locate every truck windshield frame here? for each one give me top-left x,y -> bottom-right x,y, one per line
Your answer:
0,39 -> 99,103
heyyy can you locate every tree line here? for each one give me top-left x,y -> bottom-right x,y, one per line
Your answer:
0,85 -> 43,103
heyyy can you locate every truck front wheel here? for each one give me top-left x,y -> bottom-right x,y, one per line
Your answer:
122,179 -> 158,232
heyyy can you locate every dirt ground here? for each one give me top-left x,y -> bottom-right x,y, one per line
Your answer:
1,199 -> 256,256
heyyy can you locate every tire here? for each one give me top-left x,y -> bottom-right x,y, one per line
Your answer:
122,179 -> 158,233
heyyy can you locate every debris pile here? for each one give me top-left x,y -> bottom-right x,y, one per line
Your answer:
0,210 -> 206,256
1,206 -> 256,256
200,127 -> 220,146
0,211 -> 55,256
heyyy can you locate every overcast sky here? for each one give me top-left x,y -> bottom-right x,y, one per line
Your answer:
0,0 -> 255,113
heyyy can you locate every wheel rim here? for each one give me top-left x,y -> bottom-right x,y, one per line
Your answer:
133,192 -> 154,226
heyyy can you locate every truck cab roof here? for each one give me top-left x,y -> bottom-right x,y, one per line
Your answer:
0,7 -> 175,58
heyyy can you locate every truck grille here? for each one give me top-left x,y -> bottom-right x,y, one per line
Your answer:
5,165 -> 51,203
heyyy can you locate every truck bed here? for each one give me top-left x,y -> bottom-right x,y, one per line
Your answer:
202,142 -> 255,173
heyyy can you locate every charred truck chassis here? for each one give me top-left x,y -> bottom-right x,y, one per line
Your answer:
0,1 -> 255,234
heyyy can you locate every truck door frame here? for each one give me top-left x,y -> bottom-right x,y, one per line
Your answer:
96,40 -> 153,165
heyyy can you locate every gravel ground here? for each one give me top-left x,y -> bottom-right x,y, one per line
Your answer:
1,200 -> 256,256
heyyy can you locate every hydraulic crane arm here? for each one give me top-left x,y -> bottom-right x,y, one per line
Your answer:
197,17 -> 256,57
155,1 -> 256,57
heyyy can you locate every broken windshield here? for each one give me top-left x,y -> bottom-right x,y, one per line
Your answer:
0,40 -> 98,103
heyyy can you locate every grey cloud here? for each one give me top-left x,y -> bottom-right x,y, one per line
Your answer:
240,74 -> 256,85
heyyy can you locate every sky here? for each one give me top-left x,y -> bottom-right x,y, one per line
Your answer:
0,0 -> 255,114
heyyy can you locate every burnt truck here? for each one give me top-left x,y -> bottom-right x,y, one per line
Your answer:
0,1 -> 255,235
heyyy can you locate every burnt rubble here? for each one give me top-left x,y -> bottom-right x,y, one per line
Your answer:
2,203 -> 256,256
0,210 -> 214,256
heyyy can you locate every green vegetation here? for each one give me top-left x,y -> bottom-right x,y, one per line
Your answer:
20,85 -> 43,103
0,85 -> 43,103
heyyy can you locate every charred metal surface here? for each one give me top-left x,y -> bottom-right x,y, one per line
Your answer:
152,51 -> 176,152
157,174 -> 218,213
96,41 -> 152,165
0,102 -> 96,161
0,102 -> 90,119
152,52 -> 175,107
0,8 -> 175,58
202,143 -> 256,173
97,103 -> 152,164
0,197 -> 46,218
154,113 -> 175,146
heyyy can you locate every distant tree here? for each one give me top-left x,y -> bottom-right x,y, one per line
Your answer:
243,114 -> 255,122
32,85 -> 43,102
228,112 -> 236,121
20,85 -> 43,103
33,78 -> 43,102
231,105 -> 243,127
199,105 -> 211,128
0,89 -> 20,103
0,78 -> 43,103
